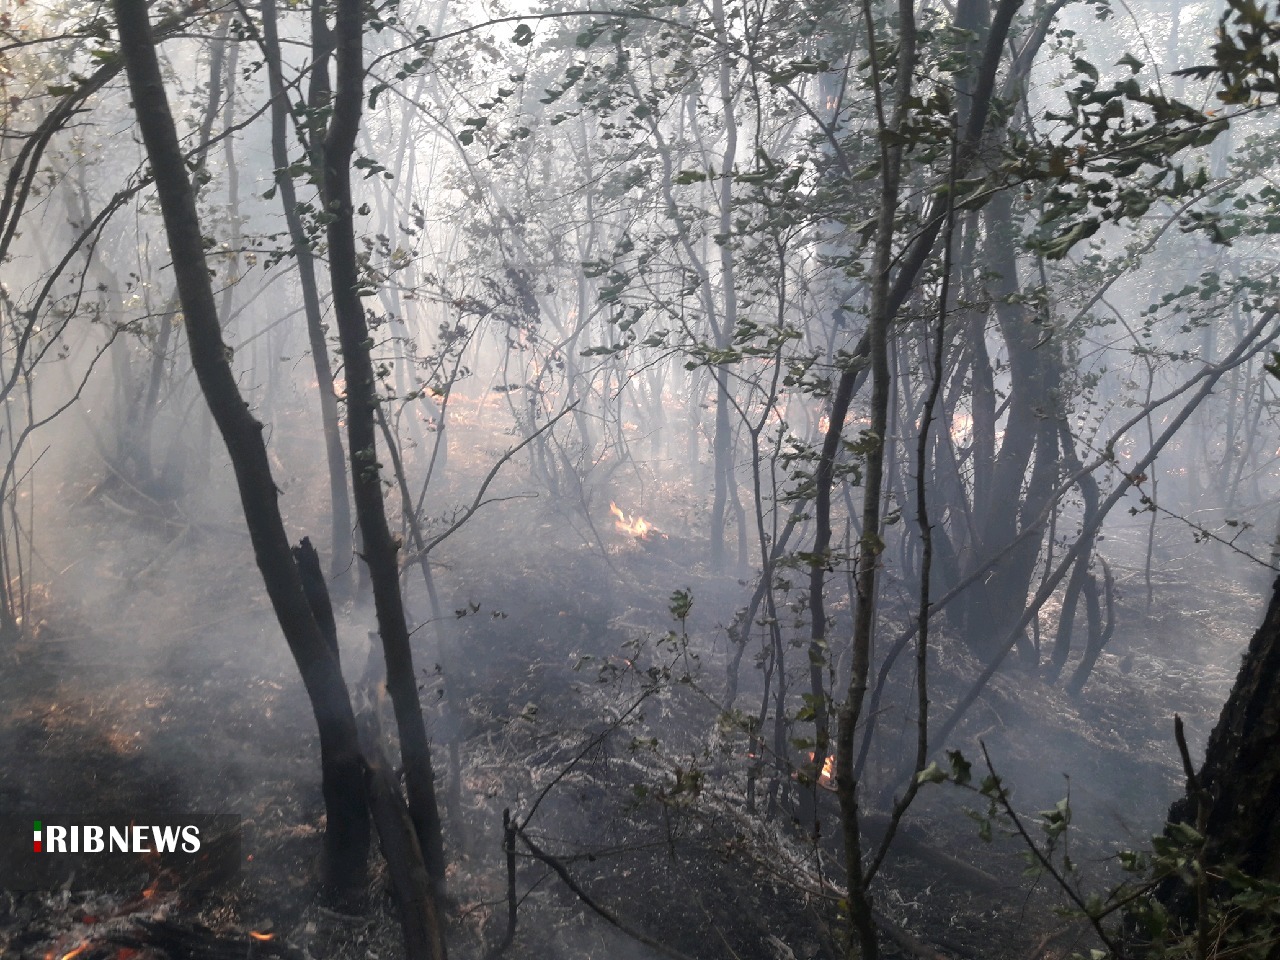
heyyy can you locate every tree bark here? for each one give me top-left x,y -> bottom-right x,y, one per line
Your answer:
259,0 -> 354,586
1166,577 -> 1280,884
113,0 -> 368,899
960,189 -> 1062,664
319,0 -> 448,908
834,0 -> 918,953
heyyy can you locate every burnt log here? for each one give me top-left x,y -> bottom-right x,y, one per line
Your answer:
109,920 -> 304,960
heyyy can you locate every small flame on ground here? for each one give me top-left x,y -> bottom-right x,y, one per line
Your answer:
249,932 -> 275,942
609,502 -> 657,539
807,751 -> 836,788
59,943 -> 90,960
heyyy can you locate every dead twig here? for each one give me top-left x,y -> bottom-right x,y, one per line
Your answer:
414,402 -> 578,559
979,743 -> 1122,958
513,824 -> 698,960
1024,921 -> 1088,960
520,687 -> 653,829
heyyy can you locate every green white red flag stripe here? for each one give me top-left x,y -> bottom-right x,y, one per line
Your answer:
33,821 -> 41,853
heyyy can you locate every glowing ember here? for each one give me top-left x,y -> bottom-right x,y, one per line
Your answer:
59,943 -> 90,960
249,932 -> 275,942
609,502 -> 661,539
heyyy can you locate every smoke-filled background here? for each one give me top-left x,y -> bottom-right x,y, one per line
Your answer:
1,0 -> 1279,956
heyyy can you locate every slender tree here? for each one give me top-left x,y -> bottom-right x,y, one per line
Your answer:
318,0 -> 448,903
259,0 -> 355,585
112,0 -> 370,899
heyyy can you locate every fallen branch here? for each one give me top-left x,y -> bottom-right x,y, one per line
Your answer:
861,813 -> 1009,895
513,824 -> 698,960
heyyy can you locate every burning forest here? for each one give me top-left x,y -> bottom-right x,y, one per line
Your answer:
3,0 -> 1280,958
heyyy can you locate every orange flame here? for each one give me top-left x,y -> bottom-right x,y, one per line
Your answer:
249,932 -> 275,942
806,751 -> 836,788
60,944 -> 90,960
610,502 -> 658,539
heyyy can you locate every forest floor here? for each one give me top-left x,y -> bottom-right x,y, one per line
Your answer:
0,416 -> 1264,960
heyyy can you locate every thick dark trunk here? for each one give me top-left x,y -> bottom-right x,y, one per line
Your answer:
1047,422 -> 1102,683
320,0 -> 448,910
961,190 -> 1062,663
294,537 -> 339,658
1166,579 -> 1280,883
360,712 -> 446,960
113,0 -> 369,898
1064,560 -> 1113,697
259,0 -> 354,587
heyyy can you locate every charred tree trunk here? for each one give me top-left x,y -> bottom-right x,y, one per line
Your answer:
960,189 -> 1062,665
259,0 -> 354,587
113,0 -> 369,899
1046,424 -> 1101,683
319,0 -> 448,910
1064,560 -> 1114,698
1164,578 -> 1280,886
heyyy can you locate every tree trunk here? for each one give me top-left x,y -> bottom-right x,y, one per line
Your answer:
113,0 -> 369,899
1166,578 -> 1280,883
960,189 -> 1062,665
319,0 -> 448,908
259,0 -> 354,587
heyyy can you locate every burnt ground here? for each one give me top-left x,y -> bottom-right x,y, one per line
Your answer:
0,441 -> 1262,960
